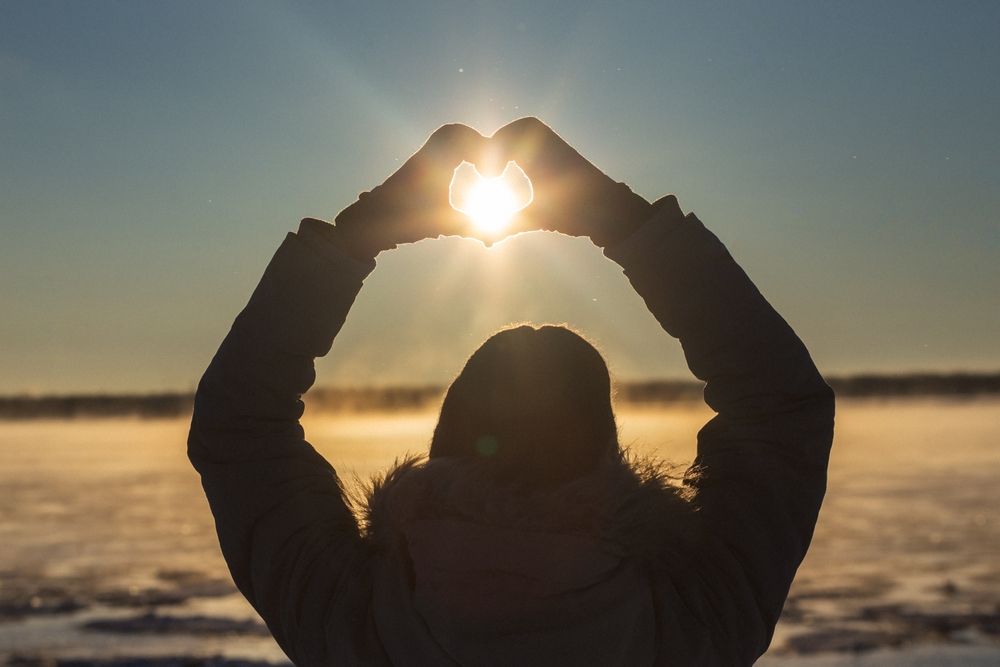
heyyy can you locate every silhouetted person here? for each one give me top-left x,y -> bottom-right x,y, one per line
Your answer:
189,118 -> 834,666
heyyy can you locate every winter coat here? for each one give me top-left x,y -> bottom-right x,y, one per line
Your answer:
188,199 -> 835,666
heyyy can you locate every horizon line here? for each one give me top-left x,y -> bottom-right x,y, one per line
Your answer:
2,369 -> 999,400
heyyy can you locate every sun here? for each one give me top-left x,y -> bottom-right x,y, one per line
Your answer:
450,161 -> 533,238
464,177 -> 520,234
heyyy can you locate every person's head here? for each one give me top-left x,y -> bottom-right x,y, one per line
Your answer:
429,325 -> 618,486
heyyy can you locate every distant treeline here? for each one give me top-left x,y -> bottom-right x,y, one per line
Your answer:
1,372 -> 998,420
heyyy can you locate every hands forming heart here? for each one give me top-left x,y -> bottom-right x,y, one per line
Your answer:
448,161 -> 533,237
333,118 -> 654,258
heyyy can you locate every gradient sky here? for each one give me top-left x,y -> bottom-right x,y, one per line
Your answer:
2,1 -> 998,393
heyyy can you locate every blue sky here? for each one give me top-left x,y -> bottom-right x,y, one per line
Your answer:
1,1 -> 998,392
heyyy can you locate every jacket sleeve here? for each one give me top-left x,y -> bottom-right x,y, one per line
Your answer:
187,220 -> 378,665
604,198 -> 835,663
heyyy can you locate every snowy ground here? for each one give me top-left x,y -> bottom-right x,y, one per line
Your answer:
1,398 -> 997,665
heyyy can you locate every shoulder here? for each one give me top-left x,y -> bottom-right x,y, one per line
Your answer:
355,452 -> 704,559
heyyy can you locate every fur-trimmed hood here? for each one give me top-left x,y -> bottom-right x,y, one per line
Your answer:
351,454 -> 701,666
357,453 -> 700,558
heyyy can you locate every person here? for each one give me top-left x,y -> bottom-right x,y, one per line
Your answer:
188,118 -> 835,666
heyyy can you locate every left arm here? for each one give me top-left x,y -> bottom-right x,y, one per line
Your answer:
188,219 -> 374,665
188,124 -> 488,665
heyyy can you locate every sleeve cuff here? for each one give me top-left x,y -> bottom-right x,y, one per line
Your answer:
296,217 -> 377,276
603,195 -> 691,269
232,225 -> 374,358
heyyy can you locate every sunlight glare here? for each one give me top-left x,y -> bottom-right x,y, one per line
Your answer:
450,161 -> 533,238
465,177 -> 520,234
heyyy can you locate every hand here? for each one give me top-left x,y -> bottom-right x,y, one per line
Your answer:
334,124 -> 489,258
491,117 -> 653,247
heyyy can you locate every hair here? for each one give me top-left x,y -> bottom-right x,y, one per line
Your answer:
429,325 -> 619,487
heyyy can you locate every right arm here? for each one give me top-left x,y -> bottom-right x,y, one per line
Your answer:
604,197 -> 834,663
493,118 -> 834,663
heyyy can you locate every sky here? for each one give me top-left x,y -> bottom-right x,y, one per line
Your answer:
1,1 -> 998,394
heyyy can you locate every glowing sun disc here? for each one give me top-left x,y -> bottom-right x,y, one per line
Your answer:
449,161 -> 533,236
465,178 -> 519,233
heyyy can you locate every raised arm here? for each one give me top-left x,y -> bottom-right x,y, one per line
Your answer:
493,118 -> 834,663
188,124 -> 489,665
604,199 -> 834,663
187,220 -> 376,664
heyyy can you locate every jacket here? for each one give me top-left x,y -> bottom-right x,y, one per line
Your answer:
188,200 -> 835,665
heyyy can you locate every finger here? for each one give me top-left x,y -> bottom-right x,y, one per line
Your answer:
490,117 -> 555,173
436,204 -> 485,240
454,217 -> 526,247
386,124 -> 486,189
508,205 -> 557,235
490,117 -> 573,166
386,203 -> 470,247
491,117 -> 593,182
420,123 -> 490,170
504,208 -> 546,237
655,194 -> 684,221
475,142 -> 512,178
447,162 -> 481,212
490,116 -> 555,144
502,161 -> 534,208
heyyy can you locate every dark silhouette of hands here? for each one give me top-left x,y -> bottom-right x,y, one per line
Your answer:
490,117 -> 652,247
333,117 -> 654,257
333,123 -> 489,258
